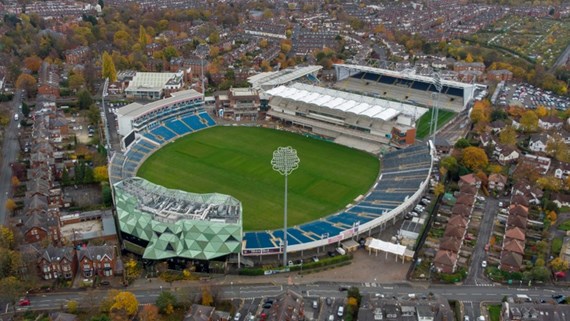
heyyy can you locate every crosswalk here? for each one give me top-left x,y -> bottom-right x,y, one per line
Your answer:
476,283 -> 496,287
363,282 -> 380,287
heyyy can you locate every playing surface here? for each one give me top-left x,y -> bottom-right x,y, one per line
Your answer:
137,126 -> 380,231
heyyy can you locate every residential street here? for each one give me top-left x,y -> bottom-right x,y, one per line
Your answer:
0,92 -> 22,225
464,197 -> 498,286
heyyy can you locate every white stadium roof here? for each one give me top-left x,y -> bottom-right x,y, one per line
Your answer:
266,83 -> 428,121
117,89 -> 202,120
248,65 -> 323,89
334,63 -> 476,89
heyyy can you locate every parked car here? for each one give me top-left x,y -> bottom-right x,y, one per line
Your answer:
18,298 -> 30,306
339,287 -> 348,292
234,312 -> 241,321
481,261 -> 487,268
312,256 -> 319,262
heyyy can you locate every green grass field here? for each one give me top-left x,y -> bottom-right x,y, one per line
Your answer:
137,127 -> 380,231
416,109 -> 456,139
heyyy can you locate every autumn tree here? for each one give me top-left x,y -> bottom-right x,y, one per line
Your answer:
546,134 -> 570,162
434,183 -> 445,196
201,286 -> 213,306
461,146 -> 488,171
23,55 -> 42,73
259,38 -> 268,49
280,40 -> 292,54
536,105 -> 548,118
68,70 -> 86,92
139,304 -> 159,321
94,166 -> 109,182
208,31 -> 220,44
11,176 -> 20,187
139,25 -> 148,48
470,100 -> 491,124
537,175 -> 562,192
520,110 -> 538,132
550,257 -> 569,272
5,198 -> 16,212
113,30 -> 131,51
102,51 -> 117,82
110,291 -> 139,320
0,276 -> 25,304
499,126 -> 517,146
465,53 -> 474,63
15,73 -> 37,95
124,257 -> 142,283
546,211 -> 557,223
67,300 -> 79,314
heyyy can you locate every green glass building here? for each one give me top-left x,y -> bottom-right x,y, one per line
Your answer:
114,177 -> 242,260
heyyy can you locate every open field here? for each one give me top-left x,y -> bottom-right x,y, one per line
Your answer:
137,126 -> 380,231
416,109 -> 456,139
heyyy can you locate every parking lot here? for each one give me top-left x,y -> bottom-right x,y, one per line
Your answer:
232,295 -> 347,321
496,82 -> 570,110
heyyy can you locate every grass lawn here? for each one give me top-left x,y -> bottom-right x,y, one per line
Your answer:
558,220 -> 570,231
416,109 -> 456,139
137,126 -> 379,231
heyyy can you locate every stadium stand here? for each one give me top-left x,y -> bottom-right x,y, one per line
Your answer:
165,118 -> 193,136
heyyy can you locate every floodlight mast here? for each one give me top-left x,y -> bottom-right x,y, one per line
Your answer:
271,146 -> 300,267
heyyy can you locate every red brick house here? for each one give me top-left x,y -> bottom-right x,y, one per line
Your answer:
77,245 -> 117,278
38,246 -> 77,280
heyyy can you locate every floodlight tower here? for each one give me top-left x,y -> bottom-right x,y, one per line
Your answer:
271,146 -> 300,267
431,73 -> 443,142
195,44 -> 209,96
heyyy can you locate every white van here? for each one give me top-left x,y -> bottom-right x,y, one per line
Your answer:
337,306 -> 344,317
14,114 -> 19,121
336,247 -> 346,255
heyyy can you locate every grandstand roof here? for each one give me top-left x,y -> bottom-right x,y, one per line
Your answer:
117,89 -> 202,120
248,65 -> 322,89
266,83 -> 427,120
125,71 -> 183,93
335,64 -> 475,89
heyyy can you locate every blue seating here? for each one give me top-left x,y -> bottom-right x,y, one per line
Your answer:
182,115 -> 206,130
143,133 -> 164,144
256,232 -> 275,248
300,221 -> 342,237
378,75 -> 397,85
446,87 -> 463,97
165,119 -> 193,136
199,113 -> 216,127
327,212 -> 372,226
138,140 -> 157,150
411,82 -> 430,91
362,73 -> 380,82
287,229 -> 315,243
243,233 -> 260,249
272,230 -> 300,246
151,126 -> 177,141
351,72 -> 365,79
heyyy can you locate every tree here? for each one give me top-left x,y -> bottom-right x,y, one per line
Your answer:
23,55 -> 42,73
536,175 -> 562,192
546,211 -> 558,223
440,156 -> 458,177
465,53 -> 474,63
0,226 -> 15,249
520,110 -> 538,132
156,291 -> 177,314
434,183 -> 445,196
94,166 -> 109,182
454,138 -> 470,149
102,51 -> 117,82
78,89 -> 94,110
470,100 -> 490,123
536,105 -> 548,118
201,286 -> 213,306
68,71 -> 86,92
124,257 -> 142,283
259,39 -> 268,49
499,126 -> 517,146
550,257 -> 569,272
0,276 -> 25,304
67,300 -> 79,314
11,176 -> 20,187
491,109 -> 508,122
5,198 -> 16,212
15,74 -> 37,95
88,105 -> 101,126
461,146 -> 488,171
546,134 -> 570,162
113,30 -> 131,50
139,25 -> 148,48
140,304 -> 159,321
110,291 -> 139,318
208,31 -> 220,44
209,46 -> 219,58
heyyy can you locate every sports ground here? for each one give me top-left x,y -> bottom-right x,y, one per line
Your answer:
137,126 -> 380,231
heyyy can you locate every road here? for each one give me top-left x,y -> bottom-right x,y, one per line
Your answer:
0,92 -> 22,225
550,42 -> 570,72
464,198 -> 499,286
16,281 -> 569,314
